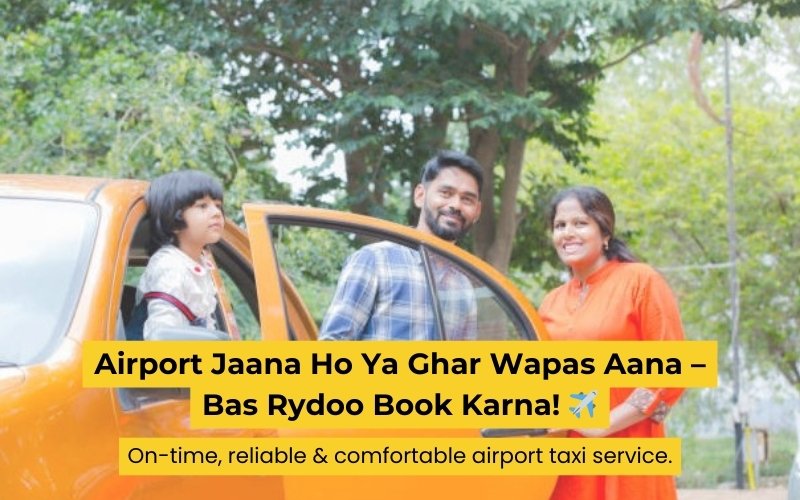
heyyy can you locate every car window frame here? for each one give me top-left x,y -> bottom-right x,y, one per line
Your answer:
243,206 -> 542,342
112,205 -> 262,411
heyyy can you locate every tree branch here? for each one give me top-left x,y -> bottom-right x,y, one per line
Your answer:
469,18 -> 519,52
532,29 -> 569,68
688,31 -> 725,125
244,43 -> 338,100
208,2 -> 337,100
544,35 -> 666,108
597,35 -> 667,76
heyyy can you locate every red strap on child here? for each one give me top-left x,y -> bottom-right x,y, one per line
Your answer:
142,291 -> 199,323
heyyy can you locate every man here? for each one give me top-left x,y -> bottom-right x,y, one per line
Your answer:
319,150 -> 483,341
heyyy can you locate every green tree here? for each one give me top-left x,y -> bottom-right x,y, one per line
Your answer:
573,25 -> 800,391
9,1 -> 796,273
205,1 -> 791,271
0,5 -> 289,212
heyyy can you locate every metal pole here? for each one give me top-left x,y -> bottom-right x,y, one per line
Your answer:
723,37 -> 745,490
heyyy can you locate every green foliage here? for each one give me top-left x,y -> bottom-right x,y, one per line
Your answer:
0,0 -> 69,34
8,0 -> 796,271
552,25 -> 800,390
508,18 -> 800,394
677,431 -> 794,488
273,226 -> 356,323
4,3 -> 800,375
0,6 -> 290,216
76,0 -> 781,272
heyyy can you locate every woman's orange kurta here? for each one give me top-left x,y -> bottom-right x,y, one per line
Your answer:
539,260 -> 685,500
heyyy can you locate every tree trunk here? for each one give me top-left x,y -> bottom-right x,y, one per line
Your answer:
345,147 -> 372,215
473,37 -> 530,272
407,112 -> 451,223
485,137 -> 525,273
469,127 -> 500,260
338,58 -> 373,216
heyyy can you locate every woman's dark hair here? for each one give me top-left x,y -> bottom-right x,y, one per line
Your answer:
420,150 -> 484,194
547,186 -> 637,263
145,170 -> 224,253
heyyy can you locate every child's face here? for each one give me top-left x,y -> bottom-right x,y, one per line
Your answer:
175,195 -> 225,251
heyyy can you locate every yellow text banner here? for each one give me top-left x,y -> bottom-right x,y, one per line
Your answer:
84,341 -> 714,428
188,385 -> 611,428
84,340 -> 717,389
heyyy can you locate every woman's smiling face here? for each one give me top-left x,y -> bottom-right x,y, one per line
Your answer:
551,196 -> 609,280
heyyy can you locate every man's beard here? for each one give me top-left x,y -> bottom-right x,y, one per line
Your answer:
424,206 -> 471,241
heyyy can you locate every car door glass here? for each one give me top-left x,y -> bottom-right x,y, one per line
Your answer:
0,198 -> 97,365
272,225 -> 367,328
217,266 -> 259,340
204,240 -> 262,340
426,247 -> 529,340
270,223 -> 532,341
120,217 -> 259,338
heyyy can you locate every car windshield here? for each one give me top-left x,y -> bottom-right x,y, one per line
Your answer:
0,198 -> 97,365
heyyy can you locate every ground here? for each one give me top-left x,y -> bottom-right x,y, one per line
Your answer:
678,486 -> 788,500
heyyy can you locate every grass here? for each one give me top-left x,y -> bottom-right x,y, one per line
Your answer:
678,431 -> 796,488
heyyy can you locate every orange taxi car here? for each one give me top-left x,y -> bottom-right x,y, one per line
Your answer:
0,174 -> 555,499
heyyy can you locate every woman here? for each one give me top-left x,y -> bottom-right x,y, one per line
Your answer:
539,186 -> 684,500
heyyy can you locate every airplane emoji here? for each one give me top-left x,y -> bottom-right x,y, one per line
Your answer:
569,390 -> 598,418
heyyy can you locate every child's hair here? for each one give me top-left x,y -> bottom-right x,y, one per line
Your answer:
145,170 -> 224,253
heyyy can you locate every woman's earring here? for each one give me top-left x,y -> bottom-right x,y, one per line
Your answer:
603,241 -> 609,251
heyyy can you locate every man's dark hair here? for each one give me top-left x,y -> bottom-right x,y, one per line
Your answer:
145,170 -> 224,253
420,150 -> 483,194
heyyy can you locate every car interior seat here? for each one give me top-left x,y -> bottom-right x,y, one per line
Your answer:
120,284 -> 138,327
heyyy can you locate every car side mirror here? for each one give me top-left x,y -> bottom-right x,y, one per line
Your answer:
148,326 -> 230,341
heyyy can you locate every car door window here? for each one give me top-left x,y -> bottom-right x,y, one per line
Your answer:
115,216 -> 262,410
269,222 -> 535,341
211,241 -> 260,340
427,247 -> 528,340
272,225 -> 359,328
0,198 -> 98,365
119,217 -> 260,339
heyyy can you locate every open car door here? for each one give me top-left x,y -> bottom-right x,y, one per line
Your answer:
243,203 -> 556,500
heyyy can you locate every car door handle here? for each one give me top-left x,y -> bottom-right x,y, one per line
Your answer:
480,428 -> 548,438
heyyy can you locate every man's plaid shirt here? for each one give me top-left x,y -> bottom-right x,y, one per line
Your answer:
319,241 -> 477,340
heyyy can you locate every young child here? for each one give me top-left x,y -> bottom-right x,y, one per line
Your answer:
136,170 -> 225,340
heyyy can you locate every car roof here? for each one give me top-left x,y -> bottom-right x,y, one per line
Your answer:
0,174 -> 147,202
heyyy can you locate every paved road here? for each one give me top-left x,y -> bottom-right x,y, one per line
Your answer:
679,487 -> 788,500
